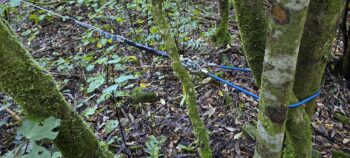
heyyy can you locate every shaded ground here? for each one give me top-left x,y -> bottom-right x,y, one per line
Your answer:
1,1 -> 350,158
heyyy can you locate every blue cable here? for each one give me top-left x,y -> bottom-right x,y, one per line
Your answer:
208,72 -> 321,108
209,65 -> 251,72
288,90 -> 321,108
208,73 -> 260,100
218,65 -> 251,72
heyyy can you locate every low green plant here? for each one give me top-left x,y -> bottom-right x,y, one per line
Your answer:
3,117 -> 62,158
145,135 -> 166,158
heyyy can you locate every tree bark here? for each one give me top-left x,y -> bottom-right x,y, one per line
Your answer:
233,1 -> 311,157
341,0 -> 350,80
151,1 -> 212,157
0,18 -> 113,158
294,0 -> 343,118
254,1 -> 310,158
285,2 -> 343,157
232,0 -> 267,86
233,0 -> 343,157
212,0 -> 231,45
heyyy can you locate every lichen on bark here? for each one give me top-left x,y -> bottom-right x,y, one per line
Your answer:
212,0 -> 232,45
254,1 -> 310,157
151,0 -> 212,157
0,18 -> 113,158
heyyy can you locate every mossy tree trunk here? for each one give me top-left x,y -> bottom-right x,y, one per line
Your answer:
151,0 -> 212,157
232,0 -> 267,86
294,0 -> 343,118
233,0 -> 343,157
254,1 -> 310,158
212,0 -> 231,45
341,0 -> 350,80
0,18 -> 113,158
232,2 -> 319,158
286,2 -> 343,157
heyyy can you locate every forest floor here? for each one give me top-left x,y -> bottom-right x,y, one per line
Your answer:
1,1 -> 350,158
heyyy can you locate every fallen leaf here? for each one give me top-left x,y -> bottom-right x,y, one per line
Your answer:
160,99 -> 166,105
201,77 -> 211,84
234,132 -> 243,140
140,82 -> 147,88
203,105 -> 216,118
224,126 -> 235,132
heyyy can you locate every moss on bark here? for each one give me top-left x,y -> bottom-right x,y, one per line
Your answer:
0,18 -> 113,158
151,1 -> 212,157
284,97 -> 312,158
285,1 -> 343,157
294,0 -> 343,116
212,0 -> 232,45
233,1 -> 342,157
233,0 -> 267,86
254,1 -> 310,157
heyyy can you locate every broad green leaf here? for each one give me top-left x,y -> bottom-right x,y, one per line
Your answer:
18,117 -> 61,141
82,106 -> 97,117
97,93 -> 110,105
96,84 -> 119,105
103,84 -> 119,94
115,75 -> 136,83
146,135 -> 166,158
104,120 -> 119,134
87,74 -> 105,93
150,26 -> 158,34
9,0 -> 22,7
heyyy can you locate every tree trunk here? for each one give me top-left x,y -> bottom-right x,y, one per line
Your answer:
285,2 -> 343,157
342,34 -> 350,80
233,2 -> 310,157
151,1 -> 212,157
0,18 -> 113,158
233,0 -> 343,157
254,1 -> 310,158
212,0 -> 231,45
294,0 -> 344,118
232,0 -> 267,86
341,0 -> 350,80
